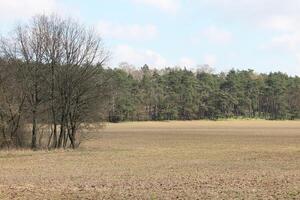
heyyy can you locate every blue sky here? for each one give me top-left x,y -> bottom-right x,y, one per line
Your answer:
0,0 -> 300,75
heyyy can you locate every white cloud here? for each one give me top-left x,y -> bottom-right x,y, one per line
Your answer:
260,15 -> 300,32
201,26 -> 233,45
203,0 -> 300,69
0,0 -> 81,27
113,45 -> 200,68
203,0 -> 300,20
260,15 -> 300,68
113,45 -> 220,70
267,33 -> 300,51
131,0 -> 180,13
114,45 -> 168,67
178,57 -> 196,67
202,1 -> 300,35
98,21 -> 158,41
0,0 -> 57,21
203,54 -> 217,66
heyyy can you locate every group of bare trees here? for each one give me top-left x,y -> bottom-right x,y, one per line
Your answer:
0,15 -> 109,150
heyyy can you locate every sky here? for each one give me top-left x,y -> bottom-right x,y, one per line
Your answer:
0,0 -> 300,75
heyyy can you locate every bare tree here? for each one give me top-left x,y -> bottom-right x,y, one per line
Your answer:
0,14 -> 109,149
0,59 -> 26,149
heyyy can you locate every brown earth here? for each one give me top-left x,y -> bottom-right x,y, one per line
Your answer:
0,120 -> 299,199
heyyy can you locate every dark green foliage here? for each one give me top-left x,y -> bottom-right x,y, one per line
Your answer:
105,67 -> 300,121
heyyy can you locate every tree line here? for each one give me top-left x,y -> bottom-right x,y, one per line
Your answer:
105,64 -> 300,122
1,15 -> 300,150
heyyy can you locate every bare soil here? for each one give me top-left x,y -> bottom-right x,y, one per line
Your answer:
0,120 -> 299,199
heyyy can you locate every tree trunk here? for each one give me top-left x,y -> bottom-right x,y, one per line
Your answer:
31,109 -> 37,150
68,129 -> 75,149
58,123 -> 65,148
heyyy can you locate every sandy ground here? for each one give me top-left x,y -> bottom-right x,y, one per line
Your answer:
0,120 -> 299,199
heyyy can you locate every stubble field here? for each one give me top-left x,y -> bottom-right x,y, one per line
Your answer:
0,120 -> 300,199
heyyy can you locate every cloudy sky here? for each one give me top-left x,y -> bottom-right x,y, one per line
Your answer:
0,0 -> 300,75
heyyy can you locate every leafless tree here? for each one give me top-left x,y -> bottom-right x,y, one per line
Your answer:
0,14 -> 109,149
0,59 -> 26,149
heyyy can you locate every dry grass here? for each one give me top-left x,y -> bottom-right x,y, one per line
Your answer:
0,120 -> 300,199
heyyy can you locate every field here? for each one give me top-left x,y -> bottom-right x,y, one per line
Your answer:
0,120 -> 300,199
